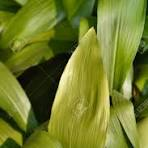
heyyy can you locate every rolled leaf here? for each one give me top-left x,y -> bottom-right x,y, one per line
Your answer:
0,118 -> 22,146
97,0 -> 146,92
63,0 -> 95,26
5,42 -> 53,74
0,0 -> 65,52
48,28 -> 109,148
112,91 -> 139,148
0,62 -> 37,131
23,131 -> 62,148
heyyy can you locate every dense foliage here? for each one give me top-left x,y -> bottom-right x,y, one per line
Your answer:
0,0 -> 148,147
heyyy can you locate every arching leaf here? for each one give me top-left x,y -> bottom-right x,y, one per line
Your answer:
48,28 -> 109,148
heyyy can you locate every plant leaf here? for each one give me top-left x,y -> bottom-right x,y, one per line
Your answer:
48,28 -> 109,148
63,0 -> 95,26
0,11 -> 14,34
97,0 -> 146,92
23,130 -> 62,148
0,0 -> 65,52
0,62 -> 37,131
79,17 -> 96,41
137,117 -> 148,148
0,118 -> 22,146
5,42 -> 54,74
106,107 -> 129,148
0,0 -> 20,12
112,91 -> 139,148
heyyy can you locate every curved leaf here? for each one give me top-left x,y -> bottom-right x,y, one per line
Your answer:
48,28 -> 109,148
106,107 -> 129,148
0,0 -> 65,52
112,91 -> 139,148
97,0 -> 146,92
0,118 -> 22,146
0,62 -> 37,131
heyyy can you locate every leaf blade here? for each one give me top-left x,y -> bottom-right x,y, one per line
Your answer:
0,62 -> 37,131
48,28 -> 109,148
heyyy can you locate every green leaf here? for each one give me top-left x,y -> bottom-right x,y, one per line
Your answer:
0,118 -> 22,146
0,62 -> 37,131
112,91 -> 139,148
106,107 -> 129,148
63,0 -> 95,26
0,0 -> 65,52
135,64 -> 148,93
23,130 -> 62,148
97,0 -> 146,92
5,42 -> 53,74
48,28 -> 109,148
137,117 -> 148,148
0,11 -> 14,34
14,0 -> 27,5
121,67 -> 133,99
134,52 -> 148,96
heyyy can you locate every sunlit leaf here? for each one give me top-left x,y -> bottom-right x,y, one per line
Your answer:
5,42 -> 53,74
0,62 -> 37,131
97,0 -> 146,92
48,28 -> 109,148
0,0 -> 65,52
14,0 -> 27,5
0,118 -> 22,146
137,117 -> 148,148
4,40 -> 73,75
106,107 -> 129,148
121,67 -> 133,99
23,130 -> 62,148
112,91 -> 139,148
